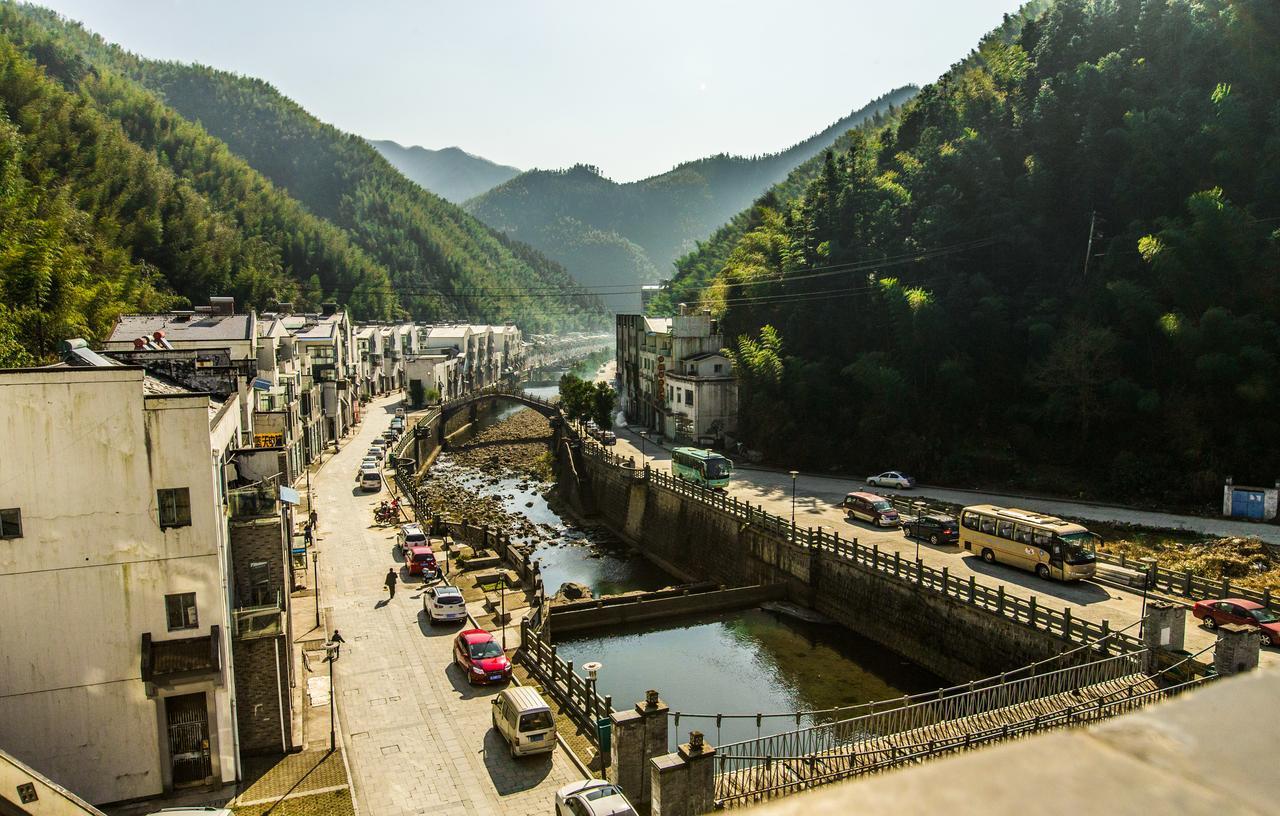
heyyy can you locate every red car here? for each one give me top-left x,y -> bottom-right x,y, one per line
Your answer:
1192,598 -> 1278,647
453,629 -> 511,685
404,544 -> 438,577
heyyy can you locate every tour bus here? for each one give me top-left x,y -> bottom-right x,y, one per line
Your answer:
959,505 -> 1098,582
671,447 -> 734,489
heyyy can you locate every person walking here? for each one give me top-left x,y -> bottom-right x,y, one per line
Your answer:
309,508 -> 319,531
328,630 -> 345,659
384,568 -> 398,600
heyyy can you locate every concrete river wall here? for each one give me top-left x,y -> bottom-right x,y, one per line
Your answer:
564,441 -> 1141,683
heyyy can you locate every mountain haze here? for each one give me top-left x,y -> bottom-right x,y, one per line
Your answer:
369,139 -> 521,203
0,2 -> 603,366
465,87 -> 919,311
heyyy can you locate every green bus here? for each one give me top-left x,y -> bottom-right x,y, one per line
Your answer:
671,447 -> 734,489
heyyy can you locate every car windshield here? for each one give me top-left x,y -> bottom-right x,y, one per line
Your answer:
518,711 -> 554,731
469,641 -> 503,659
705,458 -> 732,479
873,501 -> 893,511
1249,608 -> 1280,624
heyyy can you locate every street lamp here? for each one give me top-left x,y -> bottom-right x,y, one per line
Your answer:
325,631 -> 343,753
789,471 -> 799,529
312,550 -> 320,630
638,431 -> 647,470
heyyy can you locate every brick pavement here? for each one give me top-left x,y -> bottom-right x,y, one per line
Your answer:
313,396 -> 584,816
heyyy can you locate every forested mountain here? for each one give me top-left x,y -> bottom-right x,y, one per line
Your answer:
696,0 -> 1280,506
368,140 -> 521,203
0,4 -> 602,365
465,87 -> 918,312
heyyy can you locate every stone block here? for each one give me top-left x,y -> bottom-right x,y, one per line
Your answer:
1213,623 -> 1261,676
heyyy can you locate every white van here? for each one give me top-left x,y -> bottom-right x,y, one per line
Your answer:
360,468 -> 382,492
491,686 -> 556,758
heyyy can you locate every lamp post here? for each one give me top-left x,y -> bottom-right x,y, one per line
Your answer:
789,471 -> 799,528
638,431 -> 647,470
500,580 -> 507,651
312,550 -> 320,630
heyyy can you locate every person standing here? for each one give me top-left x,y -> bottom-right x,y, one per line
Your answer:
309,508 -> 319,531
384,568 -> 398,600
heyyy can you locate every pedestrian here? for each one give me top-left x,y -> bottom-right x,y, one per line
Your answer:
329,630 -> 345,659
384,568 -> 398,600
309,508 -> 319,531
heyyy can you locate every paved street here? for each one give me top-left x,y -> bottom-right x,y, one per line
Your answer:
602,420 -> 1278,667
312,395 -> 582,816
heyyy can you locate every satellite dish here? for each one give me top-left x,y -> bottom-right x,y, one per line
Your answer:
583,661 -> 603,680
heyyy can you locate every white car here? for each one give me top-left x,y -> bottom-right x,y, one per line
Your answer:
424,585 -> 467,623
367,446 -> 384,462
555,780 -> 637,816
866,471 -> 916,489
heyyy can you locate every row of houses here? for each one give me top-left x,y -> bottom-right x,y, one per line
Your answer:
0,299 -> 527,807
616,307 -> 739,446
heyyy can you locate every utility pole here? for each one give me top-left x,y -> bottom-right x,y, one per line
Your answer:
1082,210 -> 1098,280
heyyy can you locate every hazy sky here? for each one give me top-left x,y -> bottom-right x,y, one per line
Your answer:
38,0 -> 1022,182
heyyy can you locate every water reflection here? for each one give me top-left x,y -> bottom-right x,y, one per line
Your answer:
556,607 -> 944,749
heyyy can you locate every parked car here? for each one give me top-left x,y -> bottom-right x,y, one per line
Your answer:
424,585 -> 467,624
555,780 -> 637,816
366,446 -> 384,462
359,467 -> 382,492
404,544 -> 439,577
866,471 -> 916,489
396,522 -> 428,555
453,628 -> 511,685
1192,598 -> 1279,647
395,407 -> 405,418
601,431 -> 617,446
904,514 -> 959,546
390,417 -> 405,430
843,492 -> 901,527
493,686 -> 556,759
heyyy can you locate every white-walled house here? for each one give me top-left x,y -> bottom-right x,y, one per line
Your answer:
662,351 -> 738,444
0,366 -> 242,804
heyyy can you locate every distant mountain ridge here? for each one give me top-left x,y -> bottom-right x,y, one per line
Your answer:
464,86 -> 919,312
369,140 -> 521,203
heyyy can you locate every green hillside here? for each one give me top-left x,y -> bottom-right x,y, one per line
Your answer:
0,3 -> 603,365
368,140 -> 521,204
465,88 -> 918,312
704,0 -> 1280,506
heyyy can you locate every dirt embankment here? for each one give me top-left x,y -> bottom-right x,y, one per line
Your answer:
1103,535 -> 1279,591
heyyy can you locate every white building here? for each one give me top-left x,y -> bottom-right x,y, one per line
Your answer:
663,351 -> 738,444
0,366 -> 243,804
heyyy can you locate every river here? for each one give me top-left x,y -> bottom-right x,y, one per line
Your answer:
446,395 -> 945,747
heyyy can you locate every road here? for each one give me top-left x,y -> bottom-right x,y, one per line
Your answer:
600,419 -> 1277,668
312,395 -> 581,816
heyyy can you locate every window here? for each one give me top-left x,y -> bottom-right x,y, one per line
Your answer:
1014,524 -> 1033,544
714,363 -> 723,373
0,508 -> 21,539
247,561 -> 272,606
997,521 -> 1014,539
157,488 -> 192,529
165,593 -> 198,630
961,512 -> 979,531
1032,530 -> 1052,548
980,517 -> 996,535
684,389 -> 693,405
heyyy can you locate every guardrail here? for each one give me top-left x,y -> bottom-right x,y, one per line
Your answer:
880,495 -> 1276,611
575,438 -> 1148,656
519,618 -> 614,739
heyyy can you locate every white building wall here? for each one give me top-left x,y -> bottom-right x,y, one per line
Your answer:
0,369 -> 238,804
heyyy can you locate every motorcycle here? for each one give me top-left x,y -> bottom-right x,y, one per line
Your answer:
374,499 -> 399,525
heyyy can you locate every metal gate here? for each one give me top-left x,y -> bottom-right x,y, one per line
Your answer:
1231,489 -> 1265,520
165,693 -> 212,786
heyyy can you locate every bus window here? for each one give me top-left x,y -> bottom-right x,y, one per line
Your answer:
1014,524 -> 1033,544
1033,530 -> 1052,548
997,521 -> 1014,539
962,512 -> 979,530
980,517 -> 996,535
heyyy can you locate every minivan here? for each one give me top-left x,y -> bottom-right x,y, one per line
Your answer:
843,491 -> 900,527
491,686 -> 556,758
360,468 -> 382,492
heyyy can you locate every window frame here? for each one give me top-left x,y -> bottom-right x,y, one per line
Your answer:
0,508 -> 21,539
165,592 -> 199,631
157,487 -> 192,530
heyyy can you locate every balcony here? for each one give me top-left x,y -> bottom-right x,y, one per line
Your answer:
228,478 -> 279,520
233,592 -> 284,640
141,626 -> 221,687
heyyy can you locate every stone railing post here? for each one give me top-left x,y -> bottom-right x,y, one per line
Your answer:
683,731 -> 716,816
1213,623 -> 1261,677
1141,600 -> 1186,676
636,689 -> 669,807
650,730 -> 716,816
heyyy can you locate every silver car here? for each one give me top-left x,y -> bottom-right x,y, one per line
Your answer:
866,471 -> 915,489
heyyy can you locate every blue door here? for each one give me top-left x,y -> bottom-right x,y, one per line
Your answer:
1231,489 -> 1265,519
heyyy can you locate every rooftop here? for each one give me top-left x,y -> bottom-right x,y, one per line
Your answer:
107,312 -> 254,344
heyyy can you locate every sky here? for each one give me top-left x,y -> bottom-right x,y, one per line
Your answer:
37,0 -> 1023,182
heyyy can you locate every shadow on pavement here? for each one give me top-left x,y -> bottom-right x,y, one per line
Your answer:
959,555 -> 1114,604
417,608 -> 464,637
481,728 -> 553,794
445,661 -> 505,700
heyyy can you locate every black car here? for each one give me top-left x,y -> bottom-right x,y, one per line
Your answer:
904,514 -> 959,546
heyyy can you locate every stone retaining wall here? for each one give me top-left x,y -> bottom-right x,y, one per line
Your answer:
547,584 -> 787,635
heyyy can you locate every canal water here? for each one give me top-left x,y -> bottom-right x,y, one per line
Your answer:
447,395 -> 945,745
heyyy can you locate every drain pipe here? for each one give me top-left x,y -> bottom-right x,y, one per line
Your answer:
274,636 -> 288,752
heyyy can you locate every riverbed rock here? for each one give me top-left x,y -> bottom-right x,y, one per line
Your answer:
556,581 -> 593,601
